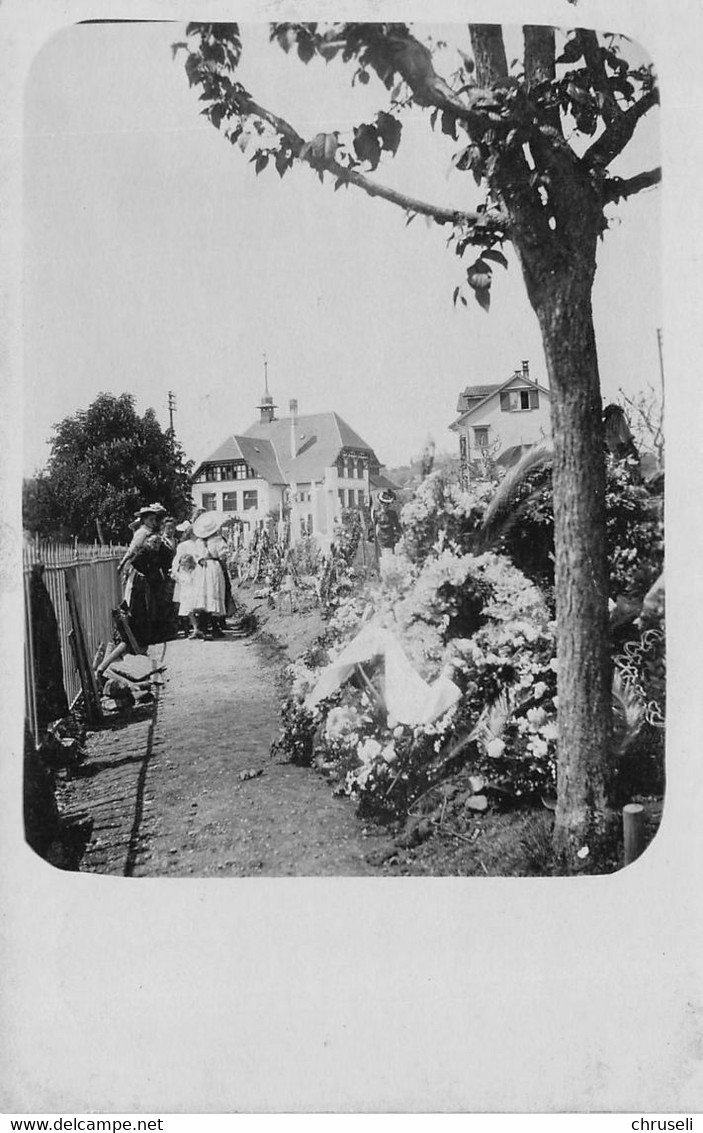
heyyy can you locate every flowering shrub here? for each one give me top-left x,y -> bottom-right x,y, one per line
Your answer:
399,469 -> 493,565
272,538 -> 560,813
272,445 -> 665,825
605,457 -> 664,598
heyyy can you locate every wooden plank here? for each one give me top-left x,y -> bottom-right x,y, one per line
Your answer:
65,566 -> 102,725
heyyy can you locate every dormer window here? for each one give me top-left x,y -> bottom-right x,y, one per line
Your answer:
501,389 -> 539,412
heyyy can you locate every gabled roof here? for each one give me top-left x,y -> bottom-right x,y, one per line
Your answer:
450,373 -> 551,430
456,384 -> 502,413
193,435 -> 286,484
244,411 -> 379,483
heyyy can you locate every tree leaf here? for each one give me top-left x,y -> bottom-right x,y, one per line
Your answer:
441,109 -> 458,139
557,35 -> 584,65
353,123 -> 382,170
481,248 -> 509,269
466,260 -> 493,312
376,110 -> 402,155
474,288 -> 491,312
275,146 -> 291,177
297,37 -> 315,64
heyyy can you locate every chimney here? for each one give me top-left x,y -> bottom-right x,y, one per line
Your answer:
289,399 -> 298,459
522,360 -> 529,378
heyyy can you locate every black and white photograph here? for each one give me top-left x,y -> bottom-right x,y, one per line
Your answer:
1,0 -> 702,1118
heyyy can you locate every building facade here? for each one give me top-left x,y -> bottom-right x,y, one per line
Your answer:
450,360 -> 552,481
191,392 -> 391,549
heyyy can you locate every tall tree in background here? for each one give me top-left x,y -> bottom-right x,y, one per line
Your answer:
178,22 -> 660,870
23,393 -> 193,542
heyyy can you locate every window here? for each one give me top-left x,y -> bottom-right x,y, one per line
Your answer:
347,461 -> 355,479
347,489 -> 355,507
473,428 -> 489,448
204,466 -> 216,482
338,489 -> 345,506
202,493 -> 217,511
357,490 -> 365,508
222,492 -> 237,511
306,514 -> 313,535
500,389 -> 539,412
459,434 -> 468,462
243,490 -> 258,510
356,459 -> 364,479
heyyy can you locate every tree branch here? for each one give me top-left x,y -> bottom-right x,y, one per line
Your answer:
363,28 -> 505,130
603,166 -> 662,203
524,25 -> 556,86
468,24 -> 508,87
584,87 -> 659,168
242,97 -> 508,228
576,28 -> 622,125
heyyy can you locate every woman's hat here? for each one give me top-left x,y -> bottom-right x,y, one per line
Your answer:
134,505 -> 161,518
377,489 -> 396,504
175,520 -> 192,533
192,510 -> 233,539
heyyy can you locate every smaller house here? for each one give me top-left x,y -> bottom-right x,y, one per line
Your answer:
450,360 -> 551,480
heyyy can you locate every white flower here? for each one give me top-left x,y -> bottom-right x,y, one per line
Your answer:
533,681 -> 548,700
577,846 -> 589,860
358,737 -> 382,765
381,742 -> 397,764
528,736 -> 549,758
324,705 -> 362,743
486,737 -> 506,759
527,706 -> 548,728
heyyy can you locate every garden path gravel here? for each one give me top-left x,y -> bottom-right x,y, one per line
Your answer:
60,630 -> 392,877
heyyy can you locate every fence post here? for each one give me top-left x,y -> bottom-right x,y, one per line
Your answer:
623,803 -> 645,866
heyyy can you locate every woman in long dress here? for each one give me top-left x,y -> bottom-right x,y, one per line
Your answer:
117,505 -> 166,649
170,521 -> 199,637
190,512 -> 230,639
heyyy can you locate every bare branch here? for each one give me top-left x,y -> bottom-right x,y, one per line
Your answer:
585,87 -> 659,168
603,166 -> 661,203
242,97 -> 508,228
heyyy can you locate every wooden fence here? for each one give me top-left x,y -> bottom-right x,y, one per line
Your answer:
23,539 -> 127,745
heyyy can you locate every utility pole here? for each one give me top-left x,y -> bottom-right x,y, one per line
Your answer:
167,390 -> 176,434
656,328 -> 665,405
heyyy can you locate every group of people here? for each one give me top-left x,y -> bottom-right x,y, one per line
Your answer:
96,505 -> 235,684
94,489 -> 401,681
169,509 -> 236,640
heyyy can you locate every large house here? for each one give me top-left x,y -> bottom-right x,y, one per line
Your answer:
450,360 -> 552,480
191,384 -> 393,548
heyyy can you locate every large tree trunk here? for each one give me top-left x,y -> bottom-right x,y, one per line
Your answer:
533,271 -> 615,870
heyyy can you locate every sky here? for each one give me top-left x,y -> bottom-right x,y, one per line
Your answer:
22,19 -> 662,477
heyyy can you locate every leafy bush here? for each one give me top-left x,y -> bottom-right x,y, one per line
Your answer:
272,446 -> 666,824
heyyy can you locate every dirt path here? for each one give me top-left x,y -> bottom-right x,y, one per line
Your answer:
59,631 -> 392,876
